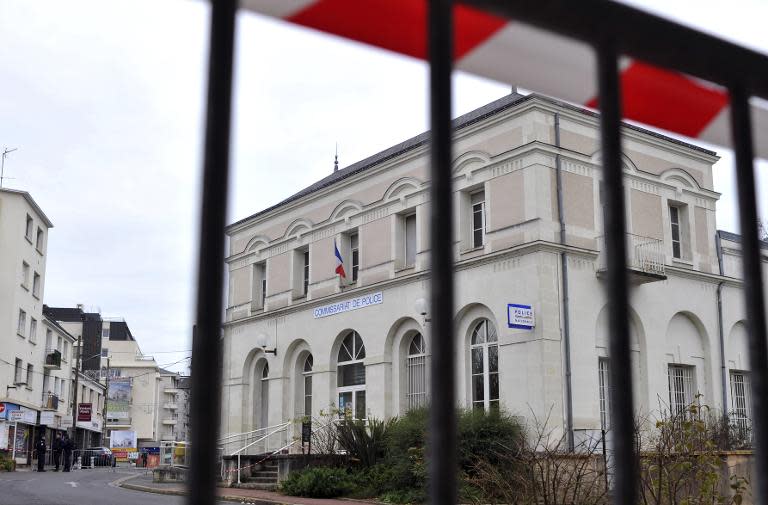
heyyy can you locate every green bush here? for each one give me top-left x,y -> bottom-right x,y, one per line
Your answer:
279,467 -> 353,498
457,408 -> 524,473
337,417 -> 392,467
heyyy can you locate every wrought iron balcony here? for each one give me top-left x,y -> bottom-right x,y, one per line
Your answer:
44,349 -> 62,369
42,393 -> 59,410
597,233 -> 666,283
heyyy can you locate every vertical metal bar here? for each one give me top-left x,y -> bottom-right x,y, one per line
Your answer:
188,1 -> 236,505
427,0 -> 455,504
596,42 -> 637,505
729,86 -> 768,505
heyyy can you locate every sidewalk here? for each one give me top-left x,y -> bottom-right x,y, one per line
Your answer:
118,474 -> 382,505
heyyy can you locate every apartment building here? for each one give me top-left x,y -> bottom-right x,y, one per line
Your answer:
156,370 -> 187,443
0,188 -> 53,464
220,93 -> 768,449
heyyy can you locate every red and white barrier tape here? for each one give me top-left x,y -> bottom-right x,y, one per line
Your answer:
241,0 -> 768,158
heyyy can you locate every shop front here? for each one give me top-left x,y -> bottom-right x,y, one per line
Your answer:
0,403 -> 40,465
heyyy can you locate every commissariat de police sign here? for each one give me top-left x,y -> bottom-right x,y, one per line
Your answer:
508,303 -> 535,329
314,292 -> 383,319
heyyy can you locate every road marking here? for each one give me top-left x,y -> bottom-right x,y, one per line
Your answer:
66,481 -> 78,488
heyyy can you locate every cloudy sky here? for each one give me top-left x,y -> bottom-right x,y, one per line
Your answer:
1,1 -> 766,372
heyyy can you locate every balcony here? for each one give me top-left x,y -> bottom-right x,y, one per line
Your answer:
42,393 -> 59,410
164,403 -> 178,410
162,415 -> 178,425
164,388 -> 180,394
44,349 -> 62,370
597,233 -> 666,284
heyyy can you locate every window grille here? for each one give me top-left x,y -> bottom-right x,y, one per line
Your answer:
599,358 -> 611,430
731,371 -> 752,436
407,333 -> 427,410
303,354 -> 313,416
668,364 -> 696,416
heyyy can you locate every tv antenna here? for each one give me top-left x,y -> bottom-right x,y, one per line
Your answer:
1,147 -> 18,188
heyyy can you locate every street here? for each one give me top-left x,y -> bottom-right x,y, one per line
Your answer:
0,468 -> 189,505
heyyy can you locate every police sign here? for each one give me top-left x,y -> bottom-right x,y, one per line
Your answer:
508,304 -> 535,329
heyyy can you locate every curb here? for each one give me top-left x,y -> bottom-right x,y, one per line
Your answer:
116,477 -> 384,505
117,480 -> 292,505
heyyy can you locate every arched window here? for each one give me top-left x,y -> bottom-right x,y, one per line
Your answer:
337,331 -> 366,419
406,333 -> 427,410
259,362 -> 269,428
303,355 -> 313,417
470,320 -> 499,411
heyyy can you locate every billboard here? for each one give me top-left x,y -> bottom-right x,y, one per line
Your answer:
107,378 -> 131,422
110,430 -> 137,462
110,430 -> 137,449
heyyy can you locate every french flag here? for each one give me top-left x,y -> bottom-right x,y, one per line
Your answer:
334,240 -> 346,279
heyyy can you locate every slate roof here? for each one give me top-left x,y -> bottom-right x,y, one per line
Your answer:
227,93 -> 718,231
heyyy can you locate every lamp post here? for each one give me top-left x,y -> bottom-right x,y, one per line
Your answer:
256,333 -> 277,356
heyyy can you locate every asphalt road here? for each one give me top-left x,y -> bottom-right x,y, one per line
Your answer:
0,468 -> 187,505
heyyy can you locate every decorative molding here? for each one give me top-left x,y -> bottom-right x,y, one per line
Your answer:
362,205 -> 390,224
491,158 -> 523,177
561,159 -> 592,177
492,258 -> 521,272
311,226 -> 336,242
629,178 -> 661,195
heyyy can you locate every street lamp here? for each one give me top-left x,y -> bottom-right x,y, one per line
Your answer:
256,333 -> 277,356
414,297 -> 431,323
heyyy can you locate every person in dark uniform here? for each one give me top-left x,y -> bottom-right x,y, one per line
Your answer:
35,434 -> 47,472
62,434 -> 73,472
52,433 -> 62,471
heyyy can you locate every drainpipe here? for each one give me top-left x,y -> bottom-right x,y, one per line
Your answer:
555,113 -> 575,451
715,232 -> 729,422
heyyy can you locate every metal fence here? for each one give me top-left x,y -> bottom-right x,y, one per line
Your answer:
187,2 -> 768,505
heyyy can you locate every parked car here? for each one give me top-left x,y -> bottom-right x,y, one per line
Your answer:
82,447 -> 114,467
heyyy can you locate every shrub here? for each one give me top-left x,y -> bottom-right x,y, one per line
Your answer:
279,467 -> 353,498
457,408 -> 524,474
337,417 -> 392,467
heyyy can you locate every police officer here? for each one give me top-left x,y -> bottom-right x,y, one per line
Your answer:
52,433 -> 63,471
35,434 -> 47,472
62,433 -> 73,472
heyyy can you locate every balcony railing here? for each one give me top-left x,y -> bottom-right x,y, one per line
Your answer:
42,393 -> 59,410
597,233 -> 666,282
44,349 -> 62,369
164,403 -> 178,410
163,414 -> 179,425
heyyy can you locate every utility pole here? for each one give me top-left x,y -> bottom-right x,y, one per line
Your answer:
1,147 -> 18,188
101,357 -> 110,447
71,336 -> 82,449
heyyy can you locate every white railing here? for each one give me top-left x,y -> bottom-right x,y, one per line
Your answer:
597,233 -> 665,277
219,416 -> 344,483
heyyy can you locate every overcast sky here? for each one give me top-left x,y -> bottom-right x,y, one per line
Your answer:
1,1 -> 766,373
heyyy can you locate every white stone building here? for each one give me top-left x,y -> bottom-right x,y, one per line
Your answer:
0,188 -> 54,464
220,93 -> 768,449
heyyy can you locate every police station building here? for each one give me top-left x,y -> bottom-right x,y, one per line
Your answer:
220,93 -> 766,447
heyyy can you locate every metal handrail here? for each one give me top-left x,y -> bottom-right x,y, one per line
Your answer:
218,422 -> 290,443
231,421 -> 290,456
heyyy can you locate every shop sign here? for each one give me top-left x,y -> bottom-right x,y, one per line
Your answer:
77,403 -> 92,422
5,405 -> 36,424
508,303 -> 535,329
313,292 -> 383,319
61,415 -> 73,429
39,411 -> 57,427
